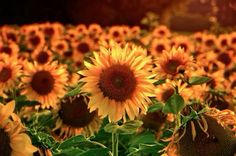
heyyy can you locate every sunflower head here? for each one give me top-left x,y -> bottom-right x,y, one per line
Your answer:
155,47 -> 196,79
79,42 -> 155,122
53,95 -> 101,139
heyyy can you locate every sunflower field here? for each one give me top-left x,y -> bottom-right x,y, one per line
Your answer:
0,22 -> 236,156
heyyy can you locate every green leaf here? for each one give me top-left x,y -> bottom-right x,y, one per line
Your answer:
148,99 -> 163,113
78,148 -> 110,156
119,120 -> 143,134
153,79 -> 165,86
104,123 -> 120,133
58,135 -> 87,150
189,76 -> 211,85
162,94 -> 185,114
65,82 -> 84,97
104,120 -> 143,135
54,148 -> 85,156
129,132 -> 156,147
15,95 -> 39,110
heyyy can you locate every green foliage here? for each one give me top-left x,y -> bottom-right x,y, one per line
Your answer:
148,98 -> 163,113
104,120 -> 143,135
162,94 -> 185,114
188,76 -> 211,85
65,82 -> 84,97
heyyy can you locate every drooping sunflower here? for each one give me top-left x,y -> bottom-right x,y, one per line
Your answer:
0,101 -> 37,156
155,47 -> 196,79
79,42 -> 155,122
53,95 -> 102,139
0,55 -> 22,94
21,62 -> 68,109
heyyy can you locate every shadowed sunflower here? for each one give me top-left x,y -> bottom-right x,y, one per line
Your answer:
150,38 -> 170,57
0,101 -> 37,156
21,62 -> 68,109
0,55 -> 22,94
53,95 -> 101,139
155,47 -> 196,79
0,42 -> 19,58
79,42 -> 155,122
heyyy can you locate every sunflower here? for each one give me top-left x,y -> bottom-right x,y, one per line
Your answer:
79,42 -> 155,122
0,55 -> 22,94
53,95 -> 102,139
71,38 -> 93,62
0,101 -> 37,156
216,34 -> 230,50
76,24 -> 88,37
229,32 -> 236,50
155,79 -> 192,103
216,50 -> 236,68
31,48 -> 53,65
88,23 -> 103,39
155,47 -> 196,79
171,36 -> 194,53
51,39 -> 69,56
152,25 -> 171,38
1,26 -> 20,43
107,26 -> 125,43
21,62 -> 68,109
177,108 -> 236,156
150,38 -> 170,57
0,42 -> 19,58
25,31 -> 45,51
202,34 -> 217,50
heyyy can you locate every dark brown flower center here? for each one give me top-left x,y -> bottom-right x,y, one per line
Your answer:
56,44 -> 65,50
195,37 -> 202,42
179,43 -> 188,51
232,37 -> 236,44
44,27 -> 54,37
164,59 -> 182,75
161,88 -> 174,102
217,53 -> 231,66
77,42 -> 90,54
59,96 -> 96,127
0,128 -> 11,156
0,67 -> 12,82
0,46 -> 12,55
31,70 -> 55,95
113,31 -> 120,37
155,44 -> 165,53
6,33 -> 17,42
36,51 -> 49,64
220,39 -> 228,46
63,51 -> 73,57
29,36 -> 41,47
98,64 -> 137,102
205,39 -> 214,47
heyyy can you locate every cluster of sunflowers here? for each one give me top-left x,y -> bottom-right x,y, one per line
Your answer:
0,22 -> 236,156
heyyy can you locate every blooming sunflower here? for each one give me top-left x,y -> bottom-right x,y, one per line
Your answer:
51,39 -> 69,56
150,38 -> 170,57
31,48 -> 53,65
155,47 -> 196,79
0,55 -> 22,94
21,62 -> 68,109
0,101 -> 37,156
152,25 -> 171,38
79,42 -> 155,122
53,95 -> 102,139
0,42 -> 19,58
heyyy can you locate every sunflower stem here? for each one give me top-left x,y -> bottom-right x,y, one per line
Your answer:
112,132 -> 119,156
